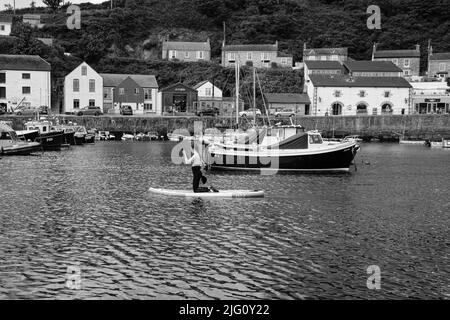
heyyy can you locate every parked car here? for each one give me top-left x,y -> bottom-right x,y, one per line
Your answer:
76,106 -> 103,116
196,106 -> 219,117
239,108 -> 262,117
0,104 -> 6,115
120,105 -> 133,116
38,105 -> 49,115
14,106 -> 38,116
274,108 -> 297,117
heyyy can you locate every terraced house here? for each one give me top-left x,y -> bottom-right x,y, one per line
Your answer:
428,51 -> 450,80
0,15 -> 12,36
303,45 -> 348,63
222,41 -> 293,68
372,44 -> 421,77
162,39 -> 211,62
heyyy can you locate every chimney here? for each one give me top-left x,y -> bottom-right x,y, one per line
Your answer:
303,42 -> 307,51
206,37 -> 210,44
275,40 -> 278,49
415,44 -> 420,52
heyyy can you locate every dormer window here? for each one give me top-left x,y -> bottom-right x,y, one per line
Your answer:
81,66 -> 87,76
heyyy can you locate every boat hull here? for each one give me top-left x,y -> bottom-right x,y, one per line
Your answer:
209,144 -> 359,172
35,131 -> 65,151
1,142 -> 42,156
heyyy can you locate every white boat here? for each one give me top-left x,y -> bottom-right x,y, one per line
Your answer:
149,187 -> 265,198
121,133 -> 135,141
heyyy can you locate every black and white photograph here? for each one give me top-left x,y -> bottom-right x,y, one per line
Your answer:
0,0 -> 449,308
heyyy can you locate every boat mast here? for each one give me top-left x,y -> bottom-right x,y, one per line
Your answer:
235,60 -> 240,127
253,67 -> 256,122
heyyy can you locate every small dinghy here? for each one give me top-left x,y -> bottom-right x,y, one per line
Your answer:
149,188 -> 265,198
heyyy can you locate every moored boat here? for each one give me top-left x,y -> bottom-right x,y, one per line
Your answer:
0,122 -> 41,155
18,120 -> 65,151
207,130 -> 359,173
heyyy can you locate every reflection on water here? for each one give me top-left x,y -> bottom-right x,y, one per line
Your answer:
0,142 -> 449,299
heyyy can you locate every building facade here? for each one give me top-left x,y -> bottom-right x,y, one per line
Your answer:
0,15 -> 12,36
306,74 -> 413,116
162,39 -> 211,62
304,61 -> 344,92
303,45 -> 348,63
343,61 -> 403,77
0,54 -> 51,112
193,80 -> 222,109
22,14 -> 44,29
372,45 -> 421,77
222,42 -> 293,68
160,83 -> 198,114
428,52 -> 450,80
264,93 -> 311,115
101,74 -> 159,115
411,80 -> 450,114
64,62 -> 103,114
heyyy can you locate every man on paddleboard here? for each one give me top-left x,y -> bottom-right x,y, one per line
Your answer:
183,142 -> 217,193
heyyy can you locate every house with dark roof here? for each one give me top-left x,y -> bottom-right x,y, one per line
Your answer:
303,44 -> 348,63
100,73 -> 159,115
428,50 -> 450,79
222,41 -> 293,68
162,39 -> 211,62
343,61 -> 403,77
304,60 -> 345,92
372,44 -> 421,77
305,74 -> 413,116
264,93 -> 311,116
0,54 -> 51,112
0,15 -> 12,36
159,82 -> 198,114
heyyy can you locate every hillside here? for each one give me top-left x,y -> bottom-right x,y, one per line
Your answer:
1,0 -> 450,106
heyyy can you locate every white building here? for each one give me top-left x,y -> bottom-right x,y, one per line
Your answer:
0,16 -> 12,36
0,54 -> 51,112
64,62 -> 103,113
306,74 -> 413,116
410,80 -> 450,114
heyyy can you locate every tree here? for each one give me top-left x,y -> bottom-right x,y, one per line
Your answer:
30,0 -> 36,11
43,0 -> 64,12
4,4 -> 13,12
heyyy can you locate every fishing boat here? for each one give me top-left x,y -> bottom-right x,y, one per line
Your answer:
85,129 -> 96,144
18,120 -> 65,151
207,130 -> 359,173
0,122 -> 41,155
121,133 -> 135,141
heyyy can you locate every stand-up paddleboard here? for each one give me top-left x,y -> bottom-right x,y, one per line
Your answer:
149,188 -> 264,198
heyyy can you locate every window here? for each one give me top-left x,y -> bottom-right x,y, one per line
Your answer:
89,99 -> 95,106
331,103 -> 342,115
144,103 -> 153,111
205,88 -> 212,96
185,51 -> 189,58
228,52 -> 235,61
73,99 -> 80,109
169,50 -> 176,59
357,103 -> 368,114
119,88 -> 124,95
320,56 -> 326,61
331,55 -> 338,61
0,73 -> 5,83
281,58 -> 287,65
22,87 -> 31,94
247,52 -> 252,60
384,91 -> 390,98
22,73 -> 30,79
134,88 -> 139,94
261,52 -> 270,61
73,79 -> 79,92
0,87 -> 5,98
382,103 -> 393,114
334,90 -> 341,98
404,59 -> 410,67
404,70 -> 411,76
359,90 -> 366,97
198,51 -> 204,59
144,89 -> 151,100
0,25 -> 4,31
439,63 -> 446,72
81,66 -> 87,76
89,79 -> 95,92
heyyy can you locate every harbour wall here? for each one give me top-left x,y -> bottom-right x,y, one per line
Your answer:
2,114 -> 450,140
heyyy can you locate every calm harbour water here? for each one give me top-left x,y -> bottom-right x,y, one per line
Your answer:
0,141 -> 449,299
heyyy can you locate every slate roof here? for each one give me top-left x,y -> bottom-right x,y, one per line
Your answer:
0,15 -> 13,23
430,52 -> 450,61
0,54 -> 50,71
309,74 -> 412,88
264,93 -> 311,104
223,44 -> 278,52
304,48 -> 348,56
304,60 -> 343,70
162,41 -> 210,51
374,50 -> 421,58
344,61 -> 403,73
100,73 -> 158,88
